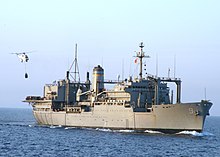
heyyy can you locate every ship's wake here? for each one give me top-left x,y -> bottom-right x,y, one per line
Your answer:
95,128 -> 163,134
95,128 -> 113,132
115,129 -> 136,133
88,128 -> 214,137
95,128 -> 135,133
176,131 -> 214,137
35,125 -> 214,137
64,127 -> 76,130
49,125 -> 62,129
144,130 -> 164,134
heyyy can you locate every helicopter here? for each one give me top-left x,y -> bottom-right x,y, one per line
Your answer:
11,52 -> 32,78
11,52 -> 29,63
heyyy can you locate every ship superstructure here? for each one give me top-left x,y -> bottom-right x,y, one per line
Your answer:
24,43 -> 212,133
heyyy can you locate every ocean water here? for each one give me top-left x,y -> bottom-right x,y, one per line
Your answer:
0,108 -> 219,157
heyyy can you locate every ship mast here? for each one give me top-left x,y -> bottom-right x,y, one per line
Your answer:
135,42 -> 150,80
68,43 -> 80,82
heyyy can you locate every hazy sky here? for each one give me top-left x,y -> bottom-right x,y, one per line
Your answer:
0,0 -> 220,115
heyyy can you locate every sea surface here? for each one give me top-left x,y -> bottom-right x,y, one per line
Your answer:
0,108 -> 219,157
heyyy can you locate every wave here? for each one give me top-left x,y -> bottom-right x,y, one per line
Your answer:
144,130 -> 164,134
95,128 -> 165,134
176,131 -> 214,136
35,125 -> 214,137
64,127 -> 76,130
87,128 -> 165,134
95,128 -> 136,133
114,129 -> 135,133
0,122 -> 36,128
95,128 -> 112,132
49,125 -> 62,129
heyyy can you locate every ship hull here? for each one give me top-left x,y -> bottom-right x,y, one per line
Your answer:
32,102 -> 211,133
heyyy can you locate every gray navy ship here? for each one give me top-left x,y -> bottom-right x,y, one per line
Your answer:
24,42 -> 212,133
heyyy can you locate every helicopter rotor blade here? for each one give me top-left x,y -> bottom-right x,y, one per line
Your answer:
11,50 -> 36,55
10,53 -> 19,55
23,50 -> 36,54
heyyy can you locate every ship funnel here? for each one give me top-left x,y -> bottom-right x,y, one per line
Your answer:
92,65 -> 104,94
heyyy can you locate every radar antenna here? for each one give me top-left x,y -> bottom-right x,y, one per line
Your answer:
134,42 -> 150,80
68,43 -> 80,82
